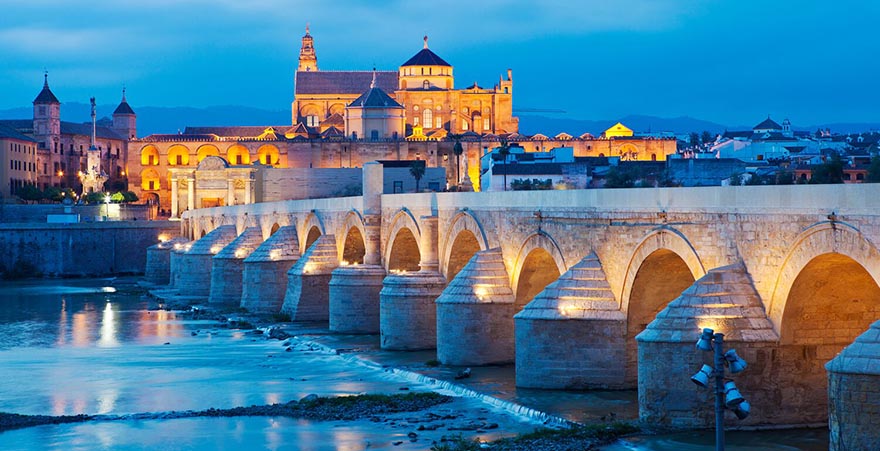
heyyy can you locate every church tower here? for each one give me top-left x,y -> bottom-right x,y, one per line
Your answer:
33,71 -> 61,151
112,87 -> 137,140
297,25 -> 318,72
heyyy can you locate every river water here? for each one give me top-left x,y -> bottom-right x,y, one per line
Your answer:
0,278 -> 830,450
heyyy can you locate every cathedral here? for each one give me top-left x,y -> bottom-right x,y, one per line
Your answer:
291,27 -> 518,139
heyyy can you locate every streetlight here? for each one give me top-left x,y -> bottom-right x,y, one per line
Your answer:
690,327 -> 751,451
104,193 -> 111,220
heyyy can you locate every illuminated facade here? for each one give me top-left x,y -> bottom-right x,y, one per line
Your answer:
291,30 -> 518,137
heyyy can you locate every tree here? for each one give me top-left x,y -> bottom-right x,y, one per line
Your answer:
604,167 -> 636,188
497,139 -> 511,191
701,131 -> 714,147
689,132 -> 701,150
867,156 -> 880,183
17,185 -> 42,203
809,153 -> 845,184
450,134 -> 464,184
409,160 -> 426,192
43,186 -> 62,202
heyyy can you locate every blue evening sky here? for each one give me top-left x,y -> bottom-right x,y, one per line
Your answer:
1,0 -> 877,125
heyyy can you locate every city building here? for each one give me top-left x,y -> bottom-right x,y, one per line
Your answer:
0,74 -> 134,192
0,124 -> 38,199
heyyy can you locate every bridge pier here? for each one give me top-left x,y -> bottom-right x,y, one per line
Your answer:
176,225 -> 238,297
515,253 -> 627,389
145,237 -> 188,285
637,263 -> 778,428
281,234 -> 338,321
241,226 -> 300,313
826,319 -> 880,451
208,227 -> 263,306
169,242 -> 191,288
379,271 -> 446,350
329,265 -> 387,333
436,248 -> 515,365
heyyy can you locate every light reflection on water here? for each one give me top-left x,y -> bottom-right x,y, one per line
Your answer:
603,428 -> 828,451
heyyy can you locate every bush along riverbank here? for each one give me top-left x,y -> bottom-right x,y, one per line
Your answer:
0,392 -> 452,433
432,422 -> 640,451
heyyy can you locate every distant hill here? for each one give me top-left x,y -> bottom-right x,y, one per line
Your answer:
1,104 -> 877,138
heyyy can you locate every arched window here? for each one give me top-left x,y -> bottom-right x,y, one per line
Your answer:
141,168 -> 160,191
423,80 -> 430,90
423,108 -> 433,128
167,145 -> 190,166
141,145 -> 160,166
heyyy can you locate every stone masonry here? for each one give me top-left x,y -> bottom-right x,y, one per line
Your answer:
328,264 -> 387,333
176,225 -> 237,297
281,234 -> 338,321
208,227 -> 263,306
826,319 -> 880,451
241,225 -> 300,313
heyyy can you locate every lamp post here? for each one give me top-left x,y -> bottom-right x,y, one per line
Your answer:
691,328 -> 750,451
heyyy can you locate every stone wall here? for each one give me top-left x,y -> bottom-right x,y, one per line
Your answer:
0,221 -> 178,277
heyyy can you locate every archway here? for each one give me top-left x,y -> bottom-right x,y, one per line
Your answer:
227,144 -> 251,165
196,144 -> 220,163
387,228 -> 421,272
625,249 -> 696,385
167,145 -> 190,166
304,226 -> 322,251
140,168 -> 160,191
140,145 -> 159,166
777,252 -> 880,420
514,248 -> 561,310
341,227 -> 366,264
257,144 -> 280,165
446,230 -> 481,281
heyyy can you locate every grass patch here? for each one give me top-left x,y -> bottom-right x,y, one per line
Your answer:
432,422 -> 639,451
0,413 -> 92,432
425,359 -> 441,367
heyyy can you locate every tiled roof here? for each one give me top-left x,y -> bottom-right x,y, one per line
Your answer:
753,117 -> 782,130
0,123 -> 36,142
295,71 -> 398,95
113,100 -> 135,115
349,87 -> 403,109
33,80 -> 60,104
321,113 -> 344,126
61,122 -> 123,140
401,48 -> 451,67
0,119 -> 34,132
184,126 -> 288,137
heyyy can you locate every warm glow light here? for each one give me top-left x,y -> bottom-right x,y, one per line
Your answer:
557,303 -> 578,317
268,249 -> 282,261
98,301 -> 119,347
474,285 -> 489,301
390,268 -> 408,274
234,248 -> 247,259
339,260 -> 350,266
158,233 -> 171,243
303,262 -> 316,274
57,170 -> 64,177
209,244 -> 223,254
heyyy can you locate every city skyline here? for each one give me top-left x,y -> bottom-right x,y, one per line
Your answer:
2,0 -> 878,126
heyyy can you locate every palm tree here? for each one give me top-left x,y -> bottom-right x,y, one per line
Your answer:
409,160 -> 426,192
498,139 -> 511,191
451,134 -> 464,186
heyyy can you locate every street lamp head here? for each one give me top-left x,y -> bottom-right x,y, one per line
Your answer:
690,364 -> 713,388
725,349 -> 748,374
732,400 -> 751,420
696,328 -> 715,351
724,381 -> 745,407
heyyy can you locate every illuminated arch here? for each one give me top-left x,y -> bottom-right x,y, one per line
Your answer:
257,144 -> 280,165
328,103 -> 345,116
619,226 -> 705,315
769,221 -> 880,333
140,145 -> 160,166
140,168 -> 160,191
300,212 -> 325,253
196,144 -> 220,162
338,210 -> 367,264
439,210 -> 490,279
383,209 -> 422,271
167,144 -> 190,166
227,144 -> 251,165
510,232 -> 567,305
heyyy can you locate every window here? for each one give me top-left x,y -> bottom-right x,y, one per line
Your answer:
462,121 -> 468,131
423,109 -> 433,128
483,118 -> 490,131
413,117 -> 419,126
39,106 -> 45,115
651,154 -> 657,161
423,80 -> 430,90
435,116 -> 442,129
393,181 -> 403,193
370,130 -> 379,140
306,115 -> 319,127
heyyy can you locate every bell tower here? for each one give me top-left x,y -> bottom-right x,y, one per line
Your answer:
297,24 -> 318,72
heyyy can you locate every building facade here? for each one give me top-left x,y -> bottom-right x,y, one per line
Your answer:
0,124 -> 39,199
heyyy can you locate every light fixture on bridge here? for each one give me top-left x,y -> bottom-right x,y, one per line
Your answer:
691,328 -> 752,451
690,364 -> 713,388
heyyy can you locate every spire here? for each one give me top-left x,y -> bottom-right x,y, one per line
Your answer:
305,23 -> 310,35
423,35 -> 429,49
113,85 -> 135,115
34,70 -> 60,104
122,85 -> 126,103
43,70 -> 48,88
370,67 -> 377,89
298,23 -> 318,72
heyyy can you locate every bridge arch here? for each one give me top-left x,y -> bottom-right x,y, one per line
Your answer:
300,212 -> 325,253
338,210 -> 367,264
259,212 -> 291,239
440,210 -> 490,280
620,226 -> 705,386
384,209 -> 422,272
511,232 -> 567,309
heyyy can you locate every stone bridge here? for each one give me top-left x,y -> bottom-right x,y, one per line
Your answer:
153,163 -> 880,450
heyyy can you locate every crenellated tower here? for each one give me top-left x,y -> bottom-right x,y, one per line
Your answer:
297,24 -> 318,72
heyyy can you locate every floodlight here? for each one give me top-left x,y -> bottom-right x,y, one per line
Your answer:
732,400 -> 751,420
696,328 -> 715,351
724,381 -> 745,407
691,364 -> 713,387
725,349 -> 748,374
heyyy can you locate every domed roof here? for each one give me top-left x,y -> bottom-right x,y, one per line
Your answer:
401,36 -> 450,67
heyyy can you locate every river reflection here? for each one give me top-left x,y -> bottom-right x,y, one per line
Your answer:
0,279 -> 185,349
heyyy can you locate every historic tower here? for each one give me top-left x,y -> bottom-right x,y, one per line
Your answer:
112,87 -> 137,140
33,71 -> 61,151
297,25 -> 318,72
